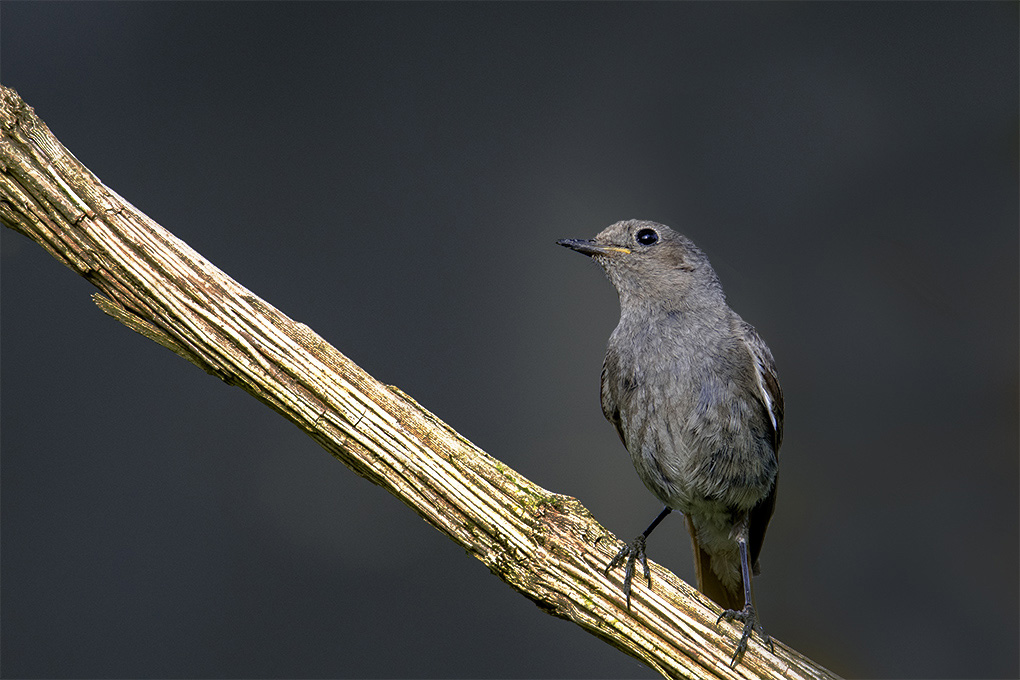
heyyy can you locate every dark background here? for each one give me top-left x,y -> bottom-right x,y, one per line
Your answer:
2,3 -> 1017,678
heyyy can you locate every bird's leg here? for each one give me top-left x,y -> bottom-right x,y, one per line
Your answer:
604,506 -> 671,609
717,516 -> 775,668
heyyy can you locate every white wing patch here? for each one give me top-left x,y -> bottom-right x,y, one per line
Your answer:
752,355 -> 778,432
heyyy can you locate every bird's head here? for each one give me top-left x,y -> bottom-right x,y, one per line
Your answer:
558,220 -> 723,312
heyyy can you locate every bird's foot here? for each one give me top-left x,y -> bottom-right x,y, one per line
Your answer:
604,535 -> 650,609
717,604 -> 774,668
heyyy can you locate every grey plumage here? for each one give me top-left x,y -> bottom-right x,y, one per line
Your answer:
558,219 -> 783,667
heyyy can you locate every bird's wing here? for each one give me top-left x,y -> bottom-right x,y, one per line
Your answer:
739,321 -> 783,571
600,346 -> 628,447
739,321 -> 784,452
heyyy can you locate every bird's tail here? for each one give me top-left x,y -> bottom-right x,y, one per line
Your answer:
686,515 -> 745,612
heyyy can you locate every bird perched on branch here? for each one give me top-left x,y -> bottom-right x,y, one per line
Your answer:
558,219 -> 783,668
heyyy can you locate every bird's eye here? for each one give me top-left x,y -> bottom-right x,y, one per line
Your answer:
636,228 -> 659,246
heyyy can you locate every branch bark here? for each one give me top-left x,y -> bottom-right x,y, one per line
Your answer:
0,84 -> 838,680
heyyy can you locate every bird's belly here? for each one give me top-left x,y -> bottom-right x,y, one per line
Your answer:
627,415 -> 775,514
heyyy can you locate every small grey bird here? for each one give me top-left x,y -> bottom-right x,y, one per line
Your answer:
558,219 -> 782,668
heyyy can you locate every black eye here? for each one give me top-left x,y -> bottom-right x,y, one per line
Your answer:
635,228 -> 659,246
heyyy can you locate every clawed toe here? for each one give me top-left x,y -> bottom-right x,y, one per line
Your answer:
604,535 -> 651,609
717,604 -> 773,668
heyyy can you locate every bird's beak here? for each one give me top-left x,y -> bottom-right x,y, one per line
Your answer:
557,239 -> 632,257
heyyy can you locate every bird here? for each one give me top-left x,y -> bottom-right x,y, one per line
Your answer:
557,219 -> 783,668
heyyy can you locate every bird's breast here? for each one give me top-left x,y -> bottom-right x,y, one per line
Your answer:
603,326 -> 777,513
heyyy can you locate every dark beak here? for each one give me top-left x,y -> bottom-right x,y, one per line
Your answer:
557,239 -> 631,257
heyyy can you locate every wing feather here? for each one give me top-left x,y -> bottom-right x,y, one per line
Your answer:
739,321 -> 783,571
739,321 -> 784,452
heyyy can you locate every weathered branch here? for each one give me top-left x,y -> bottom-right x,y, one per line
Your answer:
0,84 -> 838,680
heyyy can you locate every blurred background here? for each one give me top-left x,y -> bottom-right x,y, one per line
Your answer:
2,3 -> 1016,678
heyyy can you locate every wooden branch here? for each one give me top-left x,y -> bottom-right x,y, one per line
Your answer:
0,84 -> 839,680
